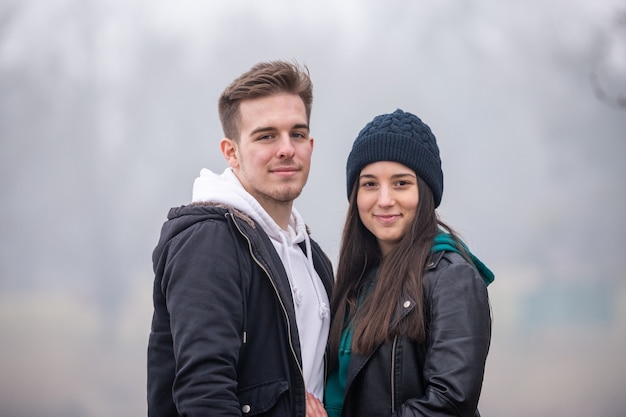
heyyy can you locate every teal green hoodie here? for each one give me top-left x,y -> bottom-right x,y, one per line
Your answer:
431,232 -> 494,286
324,232 -> 494,416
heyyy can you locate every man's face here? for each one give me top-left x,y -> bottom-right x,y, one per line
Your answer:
221,93 -> 314,214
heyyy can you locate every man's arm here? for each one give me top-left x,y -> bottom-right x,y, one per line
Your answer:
162,219 -> 246,416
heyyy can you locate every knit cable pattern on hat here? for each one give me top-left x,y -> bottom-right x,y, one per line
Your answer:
345,109 -> 444,207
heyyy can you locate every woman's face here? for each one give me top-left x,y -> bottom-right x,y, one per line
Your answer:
356,161 -> 419,256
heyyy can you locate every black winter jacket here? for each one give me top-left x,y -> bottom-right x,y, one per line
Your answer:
147,204 -> 334,417
341,251 -> 491,417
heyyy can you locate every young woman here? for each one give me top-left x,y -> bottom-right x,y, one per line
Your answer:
308,109 -> 494,417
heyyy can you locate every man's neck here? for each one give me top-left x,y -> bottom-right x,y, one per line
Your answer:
261,201 -> 293,230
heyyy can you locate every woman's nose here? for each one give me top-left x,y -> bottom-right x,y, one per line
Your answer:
377,187 -> 395,207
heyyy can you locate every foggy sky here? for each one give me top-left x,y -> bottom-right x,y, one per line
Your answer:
1,0 -> 625,416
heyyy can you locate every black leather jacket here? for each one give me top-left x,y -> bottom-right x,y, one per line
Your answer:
341,251 -> 491,417
147,204 -> 334,417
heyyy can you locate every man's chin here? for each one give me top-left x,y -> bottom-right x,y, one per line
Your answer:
276,191 -> 302,203
272,186 -> 304,203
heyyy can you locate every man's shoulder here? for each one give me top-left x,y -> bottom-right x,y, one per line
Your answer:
156,204 -> 235,250
163,203 -> 256,229
167,202 -> 228,219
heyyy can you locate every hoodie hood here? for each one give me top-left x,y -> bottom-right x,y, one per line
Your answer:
431,232 -> 495,286
192,167 -> 309,244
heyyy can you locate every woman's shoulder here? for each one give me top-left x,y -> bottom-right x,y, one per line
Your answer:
423,251 -> 487,294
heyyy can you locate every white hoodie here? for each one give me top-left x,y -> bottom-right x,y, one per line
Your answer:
192,167 -> 330,399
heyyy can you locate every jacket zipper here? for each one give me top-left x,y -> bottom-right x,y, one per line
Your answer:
390,335 -> 398,413
227,212 -> 305,380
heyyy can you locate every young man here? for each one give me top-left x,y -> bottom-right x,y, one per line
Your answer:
147,61 -> 333,417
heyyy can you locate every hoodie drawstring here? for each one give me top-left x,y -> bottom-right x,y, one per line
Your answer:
304,235 -> 329,319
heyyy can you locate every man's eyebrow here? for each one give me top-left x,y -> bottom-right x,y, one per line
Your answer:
249,124 -> 309,136
292,123 -> 309,131
249,126 -> 275,136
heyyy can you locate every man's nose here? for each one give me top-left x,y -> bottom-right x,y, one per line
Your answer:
276,134 -> 296,158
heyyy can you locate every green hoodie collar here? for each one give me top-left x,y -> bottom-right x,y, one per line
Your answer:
431,232 -> 495,286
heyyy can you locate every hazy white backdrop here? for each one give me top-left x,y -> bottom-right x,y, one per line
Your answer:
1,0 -> 625,416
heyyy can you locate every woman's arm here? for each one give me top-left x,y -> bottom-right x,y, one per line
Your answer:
398,255 -> 492,416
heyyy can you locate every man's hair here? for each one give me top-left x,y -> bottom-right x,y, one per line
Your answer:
218,60 -> 313,140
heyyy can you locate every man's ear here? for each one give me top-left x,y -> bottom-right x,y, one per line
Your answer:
220,137 -> 239,169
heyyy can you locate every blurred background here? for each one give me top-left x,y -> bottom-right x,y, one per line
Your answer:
1,0 -> 625,416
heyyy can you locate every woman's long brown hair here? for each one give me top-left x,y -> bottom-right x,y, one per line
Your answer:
328,176 -> 461,369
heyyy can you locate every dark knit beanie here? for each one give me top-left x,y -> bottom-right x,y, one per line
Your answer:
346,109 -> 444,207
